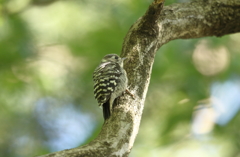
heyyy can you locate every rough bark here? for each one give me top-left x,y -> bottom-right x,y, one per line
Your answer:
37,0 -> 240,156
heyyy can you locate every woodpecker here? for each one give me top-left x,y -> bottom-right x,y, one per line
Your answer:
93,54 -> 128,120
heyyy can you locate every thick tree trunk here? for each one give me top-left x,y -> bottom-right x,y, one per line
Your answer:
38,0 -> 240,156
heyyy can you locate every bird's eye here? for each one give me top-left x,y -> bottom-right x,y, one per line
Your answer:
114,56 -> 118,59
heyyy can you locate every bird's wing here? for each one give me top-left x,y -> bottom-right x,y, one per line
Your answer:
93,62 -> 122,105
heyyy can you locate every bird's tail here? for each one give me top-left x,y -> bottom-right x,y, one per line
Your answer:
102,101 -> 111,120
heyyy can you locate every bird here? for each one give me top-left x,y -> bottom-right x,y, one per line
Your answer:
93,54 -> 128,120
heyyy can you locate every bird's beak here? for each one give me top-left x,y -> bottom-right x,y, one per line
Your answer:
122,57 -> 127,61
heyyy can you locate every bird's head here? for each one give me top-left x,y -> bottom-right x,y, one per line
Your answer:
101,54 -> 126,66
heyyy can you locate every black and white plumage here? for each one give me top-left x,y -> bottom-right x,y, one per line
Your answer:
93,54 -> 128,120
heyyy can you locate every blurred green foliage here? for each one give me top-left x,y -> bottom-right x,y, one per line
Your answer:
1,0 -> 240,157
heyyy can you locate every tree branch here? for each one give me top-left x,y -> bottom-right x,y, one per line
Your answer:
158,0 -> 240,44
37,0 -> 240,156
